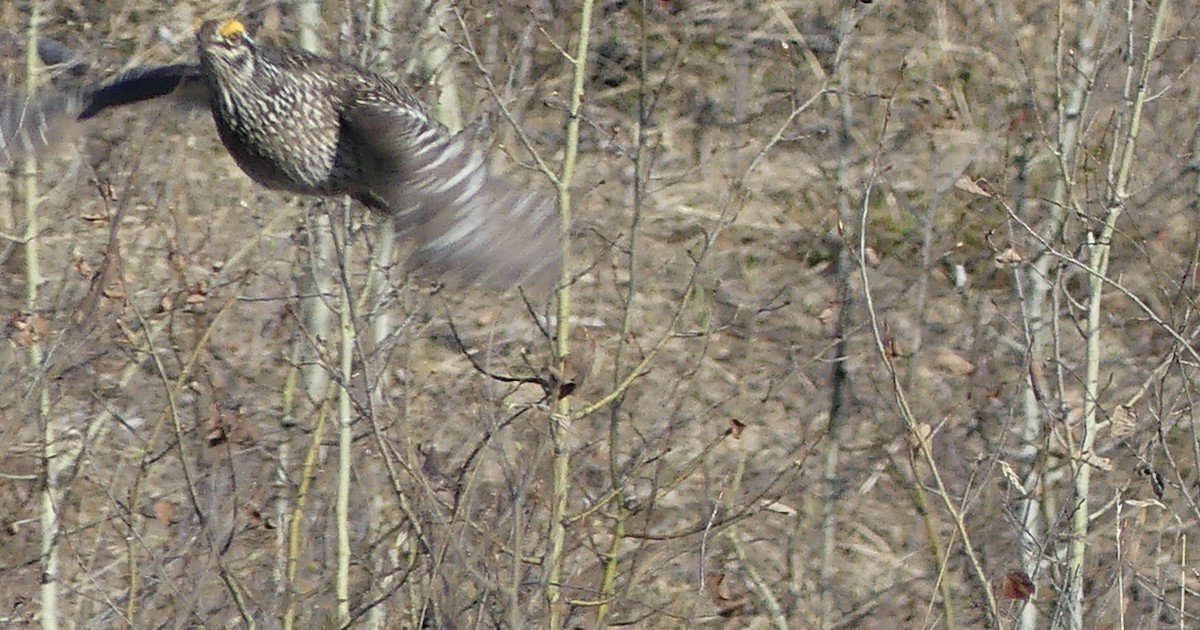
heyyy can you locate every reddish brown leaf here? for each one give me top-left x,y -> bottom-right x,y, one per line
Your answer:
153,500 -> 177,526
883,320 -> 905,357
185,286 -> 209,305
704,573 -> 752,617
1002,569 -> 1035,601
703,572 -> 725,600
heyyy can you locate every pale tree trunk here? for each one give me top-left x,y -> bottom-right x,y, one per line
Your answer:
21,4 -> 60,629
276,2 -> 345,626
1022,3 -> 1111,628
546,2 -> 595,626
364,1 -> 399,624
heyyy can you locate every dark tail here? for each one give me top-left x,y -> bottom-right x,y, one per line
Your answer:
79,63 -> 206,119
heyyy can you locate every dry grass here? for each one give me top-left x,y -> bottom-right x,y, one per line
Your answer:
2,1 -> 1200,628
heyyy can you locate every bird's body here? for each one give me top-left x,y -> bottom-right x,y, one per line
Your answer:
198,25 -> 377,196
82,19 -> 560,289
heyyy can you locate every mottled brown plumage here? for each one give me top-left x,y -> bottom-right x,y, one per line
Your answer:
84,19 -> 560,290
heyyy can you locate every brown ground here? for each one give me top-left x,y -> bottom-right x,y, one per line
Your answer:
1,1 -> 1198,628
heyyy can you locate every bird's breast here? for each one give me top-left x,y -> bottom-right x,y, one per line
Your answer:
211,76 -> 357,196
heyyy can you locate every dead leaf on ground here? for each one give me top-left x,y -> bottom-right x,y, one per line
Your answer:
1001,569 -> 1035,601
101,286 -> 127,301
759,499 -> 798,516
1109,404 -> 1137,439
152,500 -> 177,526
817,300 -> 839,327
995,246 -> 1024,265
7,312 -> 50,347
998,460 -> 1027,497
71,254 -> 93,277
932,349 -> 975,376
704,573 -> 752,617
185,284 -> 209,305
908,422 -> 933,454
1079,451 -> 1113,472
954,175 -> 995,198
205,407 -> 228,446
882,320 -> 905,358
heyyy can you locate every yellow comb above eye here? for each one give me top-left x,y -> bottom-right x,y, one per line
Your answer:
218,19 -> 245,38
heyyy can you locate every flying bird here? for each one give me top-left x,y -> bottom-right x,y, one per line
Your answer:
81,19 -> 561,290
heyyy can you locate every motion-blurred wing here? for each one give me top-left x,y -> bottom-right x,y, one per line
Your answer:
0,91 -> 76,167
341,98 -> 561,292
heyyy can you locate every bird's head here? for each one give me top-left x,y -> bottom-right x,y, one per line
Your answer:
197,19 -> 256,84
